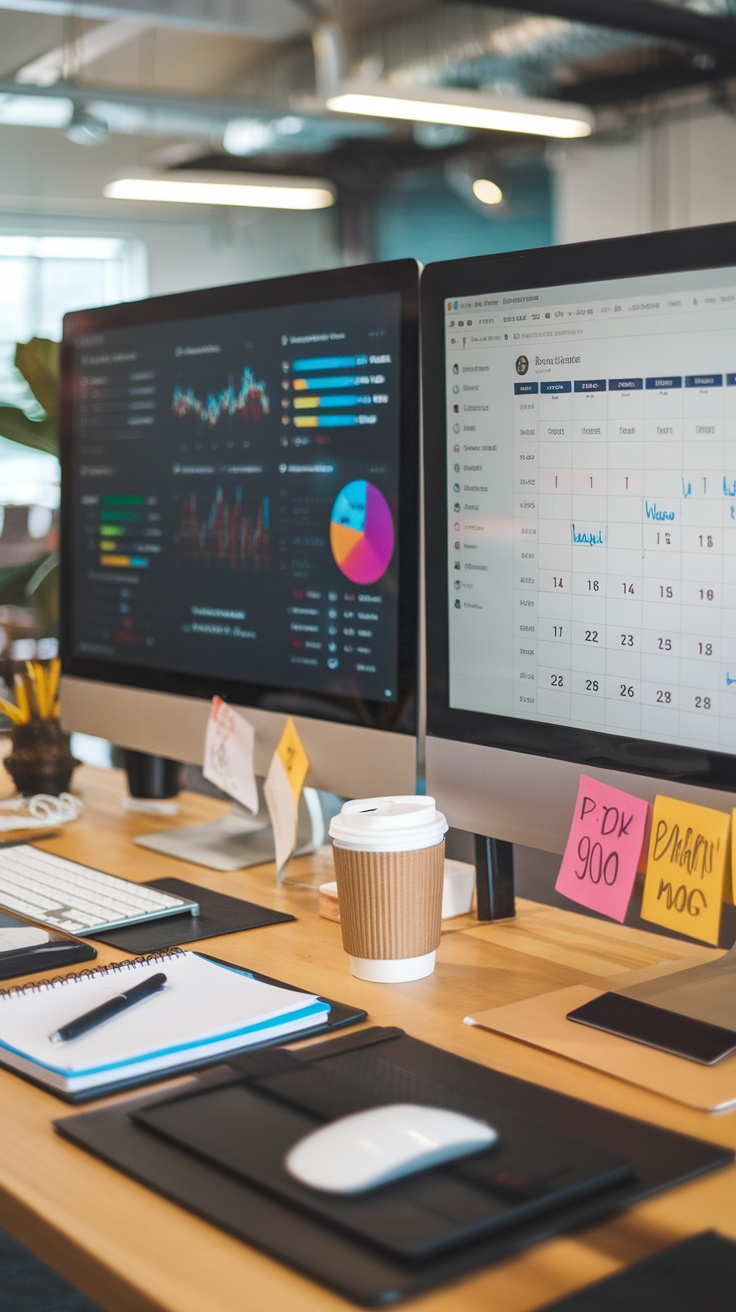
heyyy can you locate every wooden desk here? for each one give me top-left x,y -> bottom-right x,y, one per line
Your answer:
0,765 -> 733,1312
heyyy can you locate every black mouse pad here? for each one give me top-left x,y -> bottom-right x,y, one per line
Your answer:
132,1078 -> 633,1261
538,1230 -> 736,1311
91,878 -> 294,951
54,1027 -> 733,1306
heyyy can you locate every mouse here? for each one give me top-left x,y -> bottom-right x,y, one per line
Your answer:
284,1102 -> 499,1194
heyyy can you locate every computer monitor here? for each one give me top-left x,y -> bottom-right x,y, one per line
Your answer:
60,260 -> 419,865
422,223 -> 736,898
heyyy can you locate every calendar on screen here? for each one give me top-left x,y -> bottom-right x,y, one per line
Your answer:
445,267 -> 736,758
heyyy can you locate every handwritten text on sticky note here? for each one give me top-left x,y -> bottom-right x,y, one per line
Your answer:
555,775 -> 649,922
203,696 -> 258,814
640,796 -> 729,945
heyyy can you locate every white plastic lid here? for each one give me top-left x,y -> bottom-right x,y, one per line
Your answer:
329,795 -> 448,852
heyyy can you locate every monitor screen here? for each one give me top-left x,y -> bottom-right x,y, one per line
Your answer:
60,261 -> 419,800
422,224 -> 736,853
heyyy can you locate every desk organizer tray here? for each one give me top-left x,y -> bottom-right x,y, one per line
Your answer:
55,1026 -> 733,1305
91,877 -> 294,952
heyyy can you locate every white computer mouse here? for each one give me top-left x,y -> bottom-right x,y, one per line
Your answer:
284,1102 -> 498,1194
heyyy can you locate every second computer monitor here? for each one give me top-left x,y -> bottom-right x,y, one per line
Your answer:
422,224 -> 736,854
60,260 -> 420,799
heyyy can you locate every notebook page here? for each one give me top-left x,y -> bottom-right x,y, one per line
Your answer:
0,953 -> 326,1079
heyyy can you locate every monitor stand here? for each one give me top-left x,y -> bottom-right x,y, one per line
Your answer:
474,835 -> 516,922
133,782 -> 325,872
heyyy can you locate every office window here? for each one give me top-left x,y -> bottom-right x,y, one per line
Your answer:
0,234 -> 146,666
0,234 -> 146,415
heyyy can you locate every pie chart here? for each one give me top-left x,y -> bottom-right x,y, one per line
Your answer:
329,480 -> 395,584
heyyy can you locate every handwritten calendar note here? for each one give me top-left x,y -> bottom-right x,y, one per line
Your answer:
641,796 -> 730,945
555,775 -> 649,921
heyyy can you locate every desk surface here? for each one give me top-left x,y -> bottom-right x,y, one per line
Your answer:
0,765 -> 733,1312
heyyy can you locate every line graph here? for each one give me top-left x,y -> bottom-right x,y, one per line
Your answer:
172,366 -> 270,428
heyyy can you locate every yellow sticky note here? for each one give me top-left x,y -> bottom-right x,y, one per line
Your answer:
641,796 -> 730,946
276,717 -> 309,804
264,719 -> 310,883
728,812 -> 736,906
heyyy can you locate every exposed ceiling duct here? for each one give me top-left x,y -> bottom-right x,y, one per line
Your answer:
0,1 -> 734,164
0,0 -> 311,40
337,9 -> 648,98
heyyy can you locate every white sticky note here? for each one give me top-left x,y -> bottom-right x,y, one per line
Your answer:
202,696 -> 258,815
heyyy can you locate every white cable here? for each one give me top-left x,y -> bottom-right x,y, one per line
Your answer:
0,793 -> 84,831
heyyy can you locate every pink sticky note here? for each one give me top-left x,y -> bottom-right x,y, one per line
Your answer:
555,775 -> 649,922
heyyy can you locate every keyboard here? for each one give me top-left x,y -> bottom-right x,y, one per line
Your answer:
0,845 -> 199,935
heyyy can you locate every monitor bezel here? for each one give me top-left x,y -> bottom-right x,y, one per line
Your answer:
422,221 -> 736,793
60,259 -> 420,739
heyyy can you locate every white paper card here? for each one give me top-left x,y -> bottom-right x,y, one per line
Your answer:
203,696 -> 258,814
264,751 -> 297,884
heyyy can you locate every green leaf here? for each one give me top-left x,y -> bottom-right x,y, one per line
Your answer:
26,552 -> 59,633
0,553 -> 59,635
15,338 -> 59,421
0,557 -> 49,604
0,405 -> 58,456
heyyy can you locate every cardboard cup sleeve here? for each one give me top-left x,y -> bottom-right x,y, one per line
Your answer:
332,840 -> 445,961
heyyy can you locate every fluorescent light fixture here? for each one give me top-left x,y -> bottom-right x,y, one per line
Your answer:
0,94 -> 73,129
104,170 -> 335,210
326,83 -> 594,139
472,178 -> 503,205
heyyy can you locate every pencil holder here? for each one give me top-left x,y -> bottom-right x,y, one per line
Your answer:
1,659 -> 78,797
4,718 -> 79,797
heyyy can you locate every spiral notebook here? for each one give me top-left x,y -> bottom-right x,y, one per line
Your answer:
0,948 -> 329,1097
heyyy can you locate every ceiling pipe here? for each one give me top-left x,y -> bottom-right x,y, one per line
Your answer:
449,0 -> 736,54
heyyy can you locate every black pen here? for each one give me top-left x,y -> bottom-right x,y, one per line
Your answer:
49,972 -> 167,1043
0,832 -> 59,849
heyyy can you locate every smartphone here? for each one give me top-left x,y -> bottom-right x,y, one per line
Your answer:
566,991 -> 736,1066
0,911 -> 96,981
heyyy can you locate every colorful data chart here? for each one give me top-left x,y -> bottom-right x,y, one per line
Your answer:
329,480 -> 394,584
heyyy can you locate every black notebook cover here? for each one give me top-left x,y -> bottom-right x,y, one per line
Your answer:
538,1230 -> 736,1311
54,1027 -> 733,1305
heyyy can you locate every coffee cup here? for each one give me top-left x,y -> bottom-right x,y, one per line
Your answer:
328,796 -> 448,982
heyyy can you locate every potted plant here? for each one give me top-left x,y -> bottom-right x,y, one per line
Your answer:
0,337 -> 60,638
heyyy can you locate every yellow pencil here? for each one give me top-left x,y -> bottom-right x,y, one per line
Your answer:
34,662 -> 50,719
46,657 -> 61,716
0,695 -> 25,726
25,660 -> 41,717
13,674 -> 30,723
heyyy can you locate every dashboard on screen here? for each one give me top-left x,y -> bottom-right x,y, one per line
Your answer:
423,224 -> 736,808
60,261 -> 419,750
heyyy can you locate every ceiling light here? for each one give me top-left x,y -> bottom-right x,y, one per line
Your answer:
472,178 -> 503,205
326,83 -> 594,140
0,94 -> 73,129
104,170 -> 336,210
